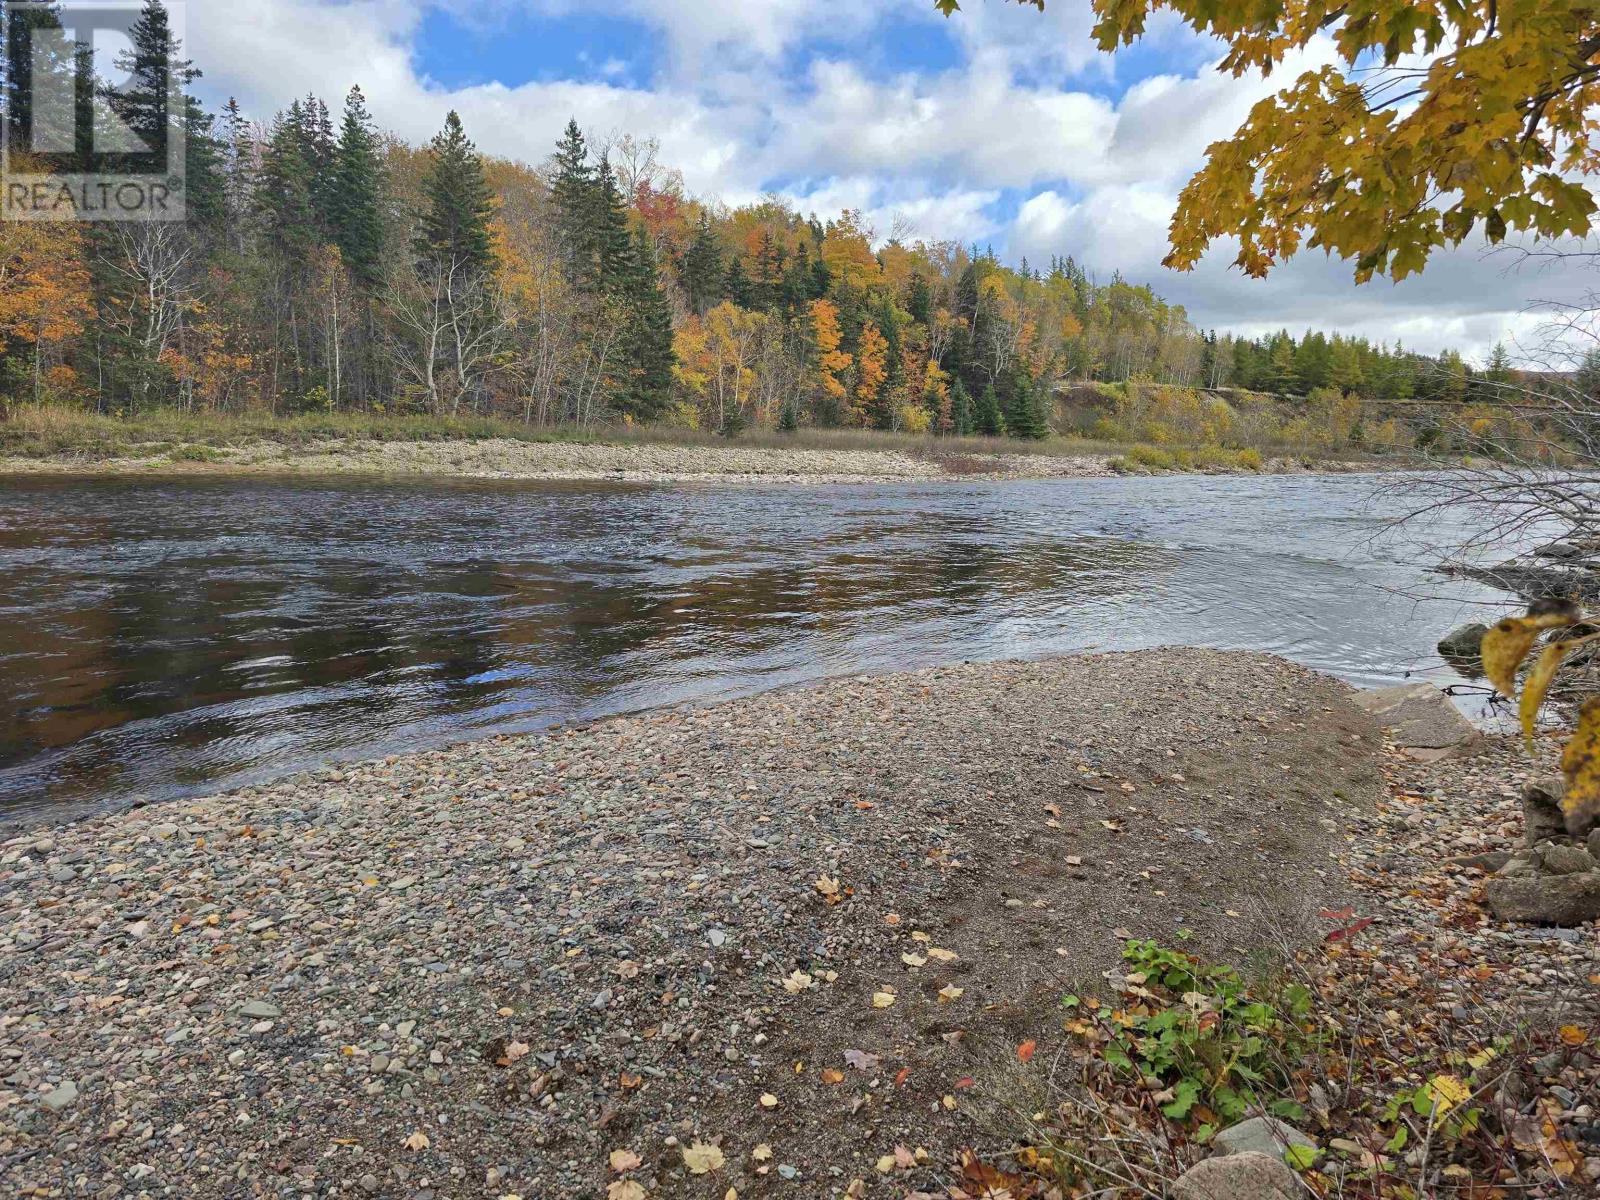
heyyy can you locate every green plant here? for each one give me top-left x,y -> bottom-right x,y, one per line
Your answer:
1066,940 -> 1317,1131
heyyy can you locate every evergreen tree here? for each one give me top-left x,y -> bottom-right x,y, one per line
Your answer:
414,110 -> 494,275
725,257 -> 754,308
617,227 -> 675,420
974,383 -> 1005,436
592,154 -> 634,293
680,214 -> 723,315
950,378 -> 974,435
906,272 -> 933,327
780,242 -> 812,315
550,119 -> 598,282
331,85 -> 386,289
1004,370 -> 1049,439
256,103 -> 320,258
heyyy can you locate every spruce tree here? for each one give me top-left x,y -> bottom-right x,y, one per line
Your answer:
414,111 -> 494,275
1005,371 -> 1049,439
950,378 -> 973,436
256,104 -> 320,258
618,227 -> 676,420
725,258 -> 754,308
591,154 -> 633,293
331,85 -> 386,289
680,214 -> 723,315
550,119 -> 596,282
974,383 -> 1005,436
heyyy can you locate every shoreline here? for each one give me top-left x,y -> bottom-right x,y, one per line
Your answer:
1,648 -> 1382,1197
0,435 -> 1399,484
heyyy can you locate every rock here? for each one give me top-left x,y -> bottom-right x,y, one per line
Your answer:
239,1000 -> 281,1019
1524,779 -> 1570,846
1437,622 -> 1489,663
1485,874 -> 1600,925
1213,1116 -> 1317,1163
1351,683 -> 1480,753
1172,1152 -> 1299,1200
42,1080 -> 79,1111
1450,850 -> 1512,873
1589,828 -> 1600,861
1539,843 -> 1598,875
1497,852 -> 1539,877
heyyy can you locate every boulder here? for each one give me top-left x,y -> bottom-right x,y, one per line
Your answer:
1437,622 -> 1489,663
1172,1152 -> 1300,1200
1213,1116 -> 1317,1163
1538,843 -> 1599,875
1352,683 -> 1480,753
1485,874 -> 1600,925
1450,850 -> 1512,874
1588,828 -> 1600,861
1523,779 -> 1569,847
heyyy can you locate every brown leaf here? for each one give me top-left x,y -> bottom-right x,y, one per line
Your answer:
843,1048 -> 880,1071
608,1148 -> 643,1173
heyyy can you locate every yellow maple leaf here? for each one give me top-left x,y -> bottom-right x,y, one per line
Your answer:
682,1141 -> 725,1174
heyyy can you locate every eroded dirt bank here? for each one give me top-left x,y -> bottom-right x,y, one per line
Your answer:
0,649 -> 1382,1197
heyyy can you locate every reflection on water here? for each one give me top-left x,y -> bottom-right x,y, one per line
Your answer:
0,473 -> 1509,823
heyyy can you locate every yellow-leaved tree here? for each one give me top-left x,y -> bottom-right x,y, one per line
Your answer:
939,0 -> 1600,282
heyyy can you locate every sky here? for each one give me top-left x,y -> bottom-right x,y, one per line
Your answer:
179,0 -> 1600,362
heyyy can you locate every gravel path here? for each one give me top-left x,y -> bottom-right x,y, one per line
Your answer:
0,649 -> 1381,1198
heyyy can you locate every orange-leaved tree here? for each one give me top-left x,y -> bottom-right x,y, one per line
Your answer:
938,0 -> 1600,282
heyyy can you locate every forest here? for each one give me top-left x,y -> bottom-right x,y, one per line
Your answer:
0,1 -> 1518,455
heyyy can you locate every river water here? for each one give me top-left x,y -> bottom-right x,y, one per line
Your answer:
0,472 -> 1514,823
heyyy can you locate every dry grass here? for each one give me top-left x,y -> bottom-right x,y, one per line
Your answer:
0,404 -> 1129,462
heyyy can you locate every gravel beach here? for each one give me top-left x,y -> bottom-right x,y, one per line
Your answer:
1,649 -> 1383,1198
0,437 -> 1384,484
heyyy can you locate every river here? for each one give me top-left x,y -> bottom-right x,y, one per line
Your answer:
0,472 -> 1512,823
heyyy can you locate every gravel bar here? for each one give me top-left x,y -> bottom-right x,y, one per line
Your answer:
1,648 -> 1382,1198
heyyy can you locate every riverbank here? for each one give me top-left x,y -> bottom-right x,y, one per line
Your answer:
0,649 -> 1382,1198
0,436 -> 1398,483
0,409 -> 1398,482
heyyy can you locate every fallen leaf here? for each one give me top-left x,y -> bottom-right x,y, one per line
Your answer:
751,1144 -> 773,1162
403,1130 -> 430,1151
953,1075 -> 975,1089
607,1183 -> 647,1200
927,947 -> 958,963
901,952 -> 927,968
609,1149 -> 643,1173
782,970 -> 814,994
843,1049 -> 880,1071
1560,1025 -> 1589,1047
759,1093 -> 778,1109
937,984 -> 963,1002
814,875 -> 842,904
682,1141 -> 725,1175
1017,1040 -> 1037,1064
894,1067 -> 910,1086
820,1067 -> 844,1084
871,990 -> 897,1009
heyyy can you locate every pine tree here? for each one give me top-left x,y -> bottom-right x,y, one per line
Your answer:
950,378 -> 974,435
550,119 -> 596,283
906,272 -> 933,327
256,104 -> 320,258
725,257 -> 754,308
1005,370 -> 1048,439
617,227 -> 676,420
974,383 -> 1005,436
304,95 -> 337,232
414,110 -> 494,275
330,85 -> 386,289
680,214 -> 723,315
591,154 -> 633,293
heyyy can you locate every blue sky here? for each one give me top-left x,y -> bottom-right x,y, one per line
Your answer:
184,0 -> 1594,359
